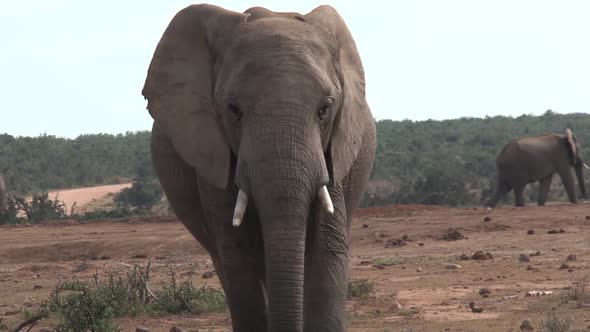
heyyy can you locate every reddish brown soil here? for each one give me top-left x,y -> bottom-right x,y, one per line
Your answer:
1,204 -> 590,331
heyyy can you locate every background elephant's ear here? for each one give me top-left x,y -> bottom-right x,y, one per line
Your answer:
305,6 -> 371,184
142,5 -> 245,189
566,128 -> 577,157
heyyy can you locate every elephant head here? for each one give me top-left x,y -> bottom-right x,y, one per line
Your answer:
142,5 -> 371,330
565,128 -> 588,199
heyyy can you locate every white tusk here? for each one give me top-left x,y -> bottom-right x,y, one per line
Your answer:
584,163 -> 589,170
232,189 -> 248,227
318,186 -> 334,214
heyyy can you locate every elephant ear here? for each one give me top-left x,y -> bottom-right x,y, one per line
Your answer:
565,128 -> 577,159
142,5 -> 245,189
305,6 -> 371,184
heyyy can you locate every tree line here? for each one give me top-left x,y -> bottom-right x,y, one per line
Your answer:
2,110 -> 590,206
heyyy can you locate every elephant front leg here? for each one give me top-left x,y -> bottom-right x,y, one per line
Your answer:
513,185 -> 526,207
557,167 -> 578,204
304,186 -> 348,332
537,175 -> 553,206
198,184 -> 268,332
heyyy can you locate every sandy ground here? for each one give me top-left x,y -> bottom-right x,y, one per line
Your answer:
1,203 -> 590,331
42,183 -> 131,213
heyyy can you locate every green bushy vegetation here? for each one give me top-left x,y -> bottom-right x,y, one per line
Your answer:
3,111 -> 590,208
49,264 -> 226,332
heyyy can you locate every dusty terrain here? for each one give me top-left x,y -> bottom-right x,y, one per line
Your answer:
1,203 -> 590,331
43,183 -> 132,213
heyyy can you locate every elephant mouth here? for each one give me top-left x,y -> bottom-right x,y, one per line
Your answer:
231,185 -> 334,227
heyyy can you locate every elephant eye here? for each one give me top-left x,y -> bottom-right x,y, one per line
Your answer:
228,103 -> 243,120
317,98 -> 333,120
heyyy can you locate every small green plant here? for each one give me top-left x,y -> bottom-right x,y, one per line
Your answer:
540,309 -> 574,332
49,264 -> 226,331
151,269 -> 226,314
347,279 -> 374,299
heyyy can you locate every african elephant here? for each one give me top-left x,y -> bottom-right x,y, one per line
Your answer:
486,128 -> 588,207
143,4 -> 376,332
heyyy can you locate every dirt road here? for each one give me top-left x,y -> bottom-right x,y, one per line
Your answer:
1,204 -> 589,331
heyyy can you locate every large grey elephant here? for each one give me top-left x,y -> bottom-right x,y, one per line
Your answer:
143,4 -> 376,332
486,128 -> 588,207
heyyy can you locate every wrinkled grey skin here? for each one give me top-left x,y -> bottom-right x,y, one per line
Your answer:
486,129 -> 587,207
143,4 -> 376,332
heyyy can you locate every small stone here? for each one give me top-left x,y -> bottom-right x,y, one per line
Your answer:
202,271 -> 215,279
445,263 -> 462,270
483,216 -> 492,222
479,288 -> 491,297
170,326 -> 186,332
520,319 -> 534,331
519,254 -> 530,262
374,264 -> 385,270
530,250 -> 542,257
416,267 -> 422,272
402,234 -> 410,241
136,328 -> 150,332
472,251 -> 492,260
527,229 -> 535,235
419,243 -> 424,246
131,254 -> 148,259
526,266 -> 540,272
362,223 -> 369,228
33,284 -> 43,290
468,302 -> 484,313
559,263 -> 570,270
459,254 -> 471,260
586,216 -> 590,220
566,254 -> 577,262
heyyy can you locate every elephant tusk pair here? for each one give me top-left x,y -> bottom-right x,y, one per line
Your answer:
231,186 -> 334,227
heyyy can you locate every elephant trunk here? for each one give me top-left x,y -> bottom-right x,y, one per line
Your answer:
575,165 -> 587,200
235,113 -> 328,331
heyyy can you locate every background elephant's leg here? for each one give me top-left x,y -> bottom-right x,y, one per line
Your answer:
537,175 -> 553,206
198,184 -> 268,332
304,185 -> 348,332
557,167 -> 578,203
487,179 -> 510,208
513,185 -> 526,207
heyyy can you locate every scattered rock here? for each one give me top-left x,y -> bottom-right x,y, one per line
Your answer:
479,288 -> 491,297
72,262 -> 91,273
385,238 -> 407,248
170,326 -> 186,332
136,328 -> 150,332
419,243 -> 424,246
520,319 -> 534,331
468,302 -> 484,313
526,266 -> 540,272
442,227 -> 465,241
527,229 -> 535,235
202,271 -> 215,279
483,216 -> 492,222
472,251 -> 493,260
460,254 -> 471,261
519,254 -> 530,262
559,263 -> 570,270
586,216 -> 590,220
402,234 -> 411,241
445,263 -> 462,270
530,250 -> 542,257
33,284 -> 43,290
547,229 -> 565,234
362,223 -> 369,228
416,268 -> 422,272
566,254 -> 577,262
131,254 -> 148,259
359,260 -> 371,266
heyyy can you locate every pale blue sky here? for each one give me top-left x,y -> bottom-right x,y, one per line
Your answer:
1,1 -> 589,138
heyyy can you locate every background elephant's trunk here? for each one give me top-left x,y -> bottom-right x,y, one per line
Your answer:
575,164 -> 587,200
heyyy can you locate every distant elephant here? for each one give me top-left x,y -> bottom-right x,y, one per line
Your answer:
143,5 -> 376,332
486,129 -> 588,207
